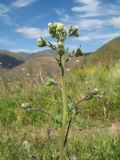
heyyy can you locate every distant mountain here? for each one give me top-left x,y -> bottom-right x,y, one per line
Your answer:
30,50 -> 57,59
87,36 -> 120,66
8,56 -> 59,82
0,50 -> 29,70
0,49 -> 58,71
0,50 -> 30,61
1,36 -> 120,81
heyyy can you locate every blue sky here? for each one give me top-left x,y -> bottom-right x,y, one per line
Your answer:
0,0 -> 120,53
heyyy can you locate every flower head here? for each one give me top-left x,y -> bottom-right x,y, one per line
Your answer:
22,140 -> 31,153
56,23 -> 64,31
74,26 -> 78,29
48,22 -> 64,32
66,68 -> 70,72
37,37 -> 47,47
76,59 -> 79,63
58,41 -> 64,48
21,102 -> 30,108
69,26 -> 79,37
48,23 -> 52,27
48,23 -> 53,32
21,68 -> 26,71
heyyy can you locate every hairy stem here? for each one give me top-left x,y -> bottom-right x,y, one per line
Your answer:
59,56 -> 67,160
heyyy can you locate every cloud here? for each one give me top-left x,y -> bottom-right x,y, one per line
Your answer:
93,33 -> 120,40
72,0 -> 120,17
76,32 -> 120,42
10,49 -> 30,52
54,8 -> 65,16
78,36 -> 91,41
109,17 -> 120,28
0,4 -> 9,14
12,0 -> 38,8
59,0 -> 120,36
60,15 -> 105,30
72,0 -> 100,17
78,19 -> 104,30
0,3 -> 12,24
16,27 -> 49,39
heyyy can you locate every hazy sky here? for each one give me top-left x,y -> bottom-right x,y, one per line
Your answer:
0,0 -> 120,53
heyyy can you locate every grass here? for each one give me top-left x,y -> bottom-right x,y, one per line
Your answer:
0,61 -> 120,159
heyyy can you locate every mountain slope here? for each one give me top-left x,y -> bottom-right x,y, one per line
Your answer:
0,50 -> 29,70
1,36 -> 120,81
8,56 -> 59,82
87,36 -> 120,66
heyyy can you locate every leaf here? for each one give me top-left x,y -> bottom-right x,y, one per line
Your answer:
55,115 -> 62,125
65,57 -> 70,63
48,41 -> 57,51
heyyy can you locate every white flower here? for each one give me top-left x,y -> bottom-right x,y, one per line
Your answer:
21,102 -> 30,108
26,73 -> 30,76
94,88 -> 99,92
53,22 -> 64,31
74,26 -> 78,29
0,62 -> 2,65
58,41 -> 63,46
71,154 -> 77,160
22,140 -> 31,153
56,23 -> 64,31
53,22 -> 58,27
85,81 -> 88,85
66,68 -> 70,72
57,23 -> 64,27
48,23 -> 52,27
21,68 -> 26,71
76,59 -> 79,63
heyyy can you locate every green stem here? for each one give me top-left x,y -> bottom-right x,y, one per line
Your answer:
59,57 -> 67,160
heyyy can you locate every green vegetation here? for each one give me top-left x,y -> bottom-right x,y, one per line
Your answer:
74,47 -> 83,57
0,24 -> 120,160
0,59 -> 120,159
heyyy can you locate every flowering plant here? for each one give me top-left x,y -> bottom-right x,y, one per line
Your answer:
37,22 -> 80,159
37,22 -> 99,159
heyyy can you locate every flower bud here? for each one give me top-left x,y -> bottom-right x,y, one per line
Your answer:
69,26 -> 79,37
48,23 -> 53,32
74,26 -> 78,29
21,102 -> 30,108
37,37 -> 47,47
56,23 -> 64,31
53,22 -> 58,27
58,41 -> 64,47
48,23 -> 52,28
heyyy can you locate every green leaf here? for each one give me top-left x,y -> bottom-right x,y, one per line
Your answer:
48,41 -> 57,51
55,115 -> 62,125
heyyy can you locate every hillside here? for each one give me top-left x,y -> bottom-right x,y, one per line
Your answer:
1,36 -> 120,81
87,36 -> 120,66
0,50 -> 30,61
0,49 -> 58,70
30,50 -> 57,59
8,57 -> 60,82
0,50 -> 28,70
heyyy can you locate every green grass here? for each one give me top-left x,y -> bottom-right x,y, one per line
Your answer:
0,62 -> 120,159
